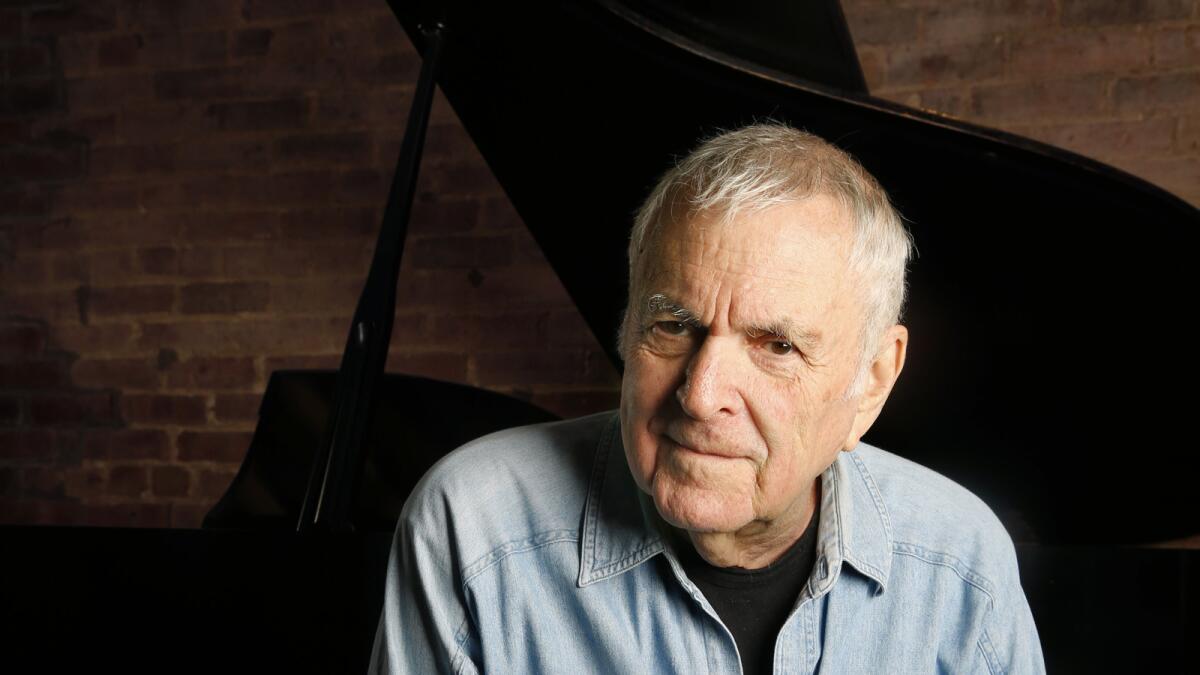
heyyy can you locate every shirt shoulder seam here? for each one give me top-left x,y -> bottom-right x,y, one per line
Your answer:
891,540 -> 998,606
461,529 -> 580,585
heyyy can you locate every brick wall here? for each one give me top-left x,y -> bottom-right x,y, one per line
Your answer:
845,0 -> 1200,206
2,0 -> 1197,528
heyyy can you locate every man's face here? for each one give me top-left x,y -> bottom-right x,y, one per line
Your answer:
619,195 -> 869,536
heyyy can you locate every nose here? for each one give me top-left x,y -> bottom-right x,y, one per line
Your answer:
675,337 -> 742,421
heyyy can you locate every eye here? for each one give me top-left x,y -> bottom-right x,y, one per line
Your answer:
766,340 -> 794,356
653,321 -> 688,336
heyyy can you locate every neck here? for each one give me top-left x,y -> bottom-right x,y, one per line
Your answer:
682,482 -> 820,569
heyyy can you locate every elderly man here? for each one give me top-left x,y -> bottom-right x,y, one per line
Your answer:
370,125 -> 1044,673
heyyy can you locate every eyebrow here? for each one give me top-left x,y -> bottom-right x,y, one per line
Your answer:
643,293 -> 823,350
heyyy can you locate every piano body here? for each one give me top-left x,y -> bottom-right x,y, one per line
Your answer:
2,1 -> 1198,672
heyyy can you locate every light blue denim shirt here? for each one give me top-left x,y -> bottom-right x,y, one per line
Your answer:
370,411 -> 1044,674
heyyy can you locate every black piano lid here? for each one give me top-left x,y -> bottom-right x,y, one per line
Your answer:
390,0 -> 1200,545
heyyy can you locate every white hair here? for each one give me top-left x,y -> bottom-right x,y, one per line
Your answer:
621,124 -> 914,398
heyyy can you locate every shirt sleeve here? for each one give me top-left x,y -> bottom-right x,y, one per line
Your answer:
368,486 -> 482,675
975,541 -> 1046,675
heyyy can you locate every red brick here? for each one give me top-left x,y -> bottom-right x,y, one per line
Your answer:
278,207 -> 378,239
175,139 -> 270,171
28,2 -> 117,34
169,504 -> 209,528
971,75 -> 1112,122
180,281 -> 269,314
223,243 -> 371,277
89,249 -> 138,281
152,465 -> 191,498
97,34 -> 141,68
857,47 -> 886,91
9,218 -> 87,250
179,247 -> 222,277
2,79 -> 62,116
0,140 -> 88,182
1110,156 -> 1200,204
1153,25 -> 1200,69
0,255 -> 49,288
1061,0 -> 1190,26
204,97 -> 309,130
1017,118 -> 1177,160
53,253 -> 91,283
409,197 -> 478,235
920,1 -> 1056,43
242,0 -> 336,21
67,74 -> 155,112
0,323 -> 47,357
843,4 -> 919,45
474,350 -> 607,388
21,466 -> 67,498
89,144 -> 175,176
0,185 -> 50,219
425,161 -> 503,199
108,464 -> 148,498
1181,114 -> 1200,154
214,393 -> 262,423
139,318 -> 346,355
475,197 -> 522,233
166,356 -> 256,389
196,467 -> 238,499
30,391 -> 118,426
408,235 -> 513,269
0,429 -> 56,461
51,323 -> 135,355
396,266 -> 574,310
30,114 -> 117,143
0,498 -> 83,526
124,0 -> 237,31
120,394 -> 207,425
154,67 -> 249,100
430,312 -> 546,351
71,358 -> 160,389
232,28 -> 274,59
884,36 -> 1006,88
138,247 -> 178,276
264,353 -> 340,373
0,396 -> 20,425
140,31 -> 228,68
1010,28 -> 1153,78
87,285 -> 176,318
6,43 -> 53,78
115,103 -> 208,143
179,212 -> 278,242
0,289 -> 78,323
269,277 -> 363,313
81,502 -> 170,528
52,180 -> 140,213
64,464 -> 106,499
384,351 -> 468,382
81,429 -> 170,460
275,132 -> 372,165
0,9 -> 21,39
1115,72 -> 1200,113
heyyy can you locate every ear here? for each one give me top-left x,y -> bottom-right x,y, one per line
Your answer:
843,324 -> 908,450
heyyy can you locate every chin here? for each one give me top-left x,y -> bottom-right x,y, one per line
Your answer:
652,481 -> 753,534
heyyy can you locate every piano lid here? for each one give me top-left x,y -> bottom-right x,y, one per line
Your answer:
387,0 -> 1199,544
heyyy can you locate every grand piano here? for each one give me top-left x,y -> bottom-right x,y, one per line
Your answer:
3,1 -> 1198,673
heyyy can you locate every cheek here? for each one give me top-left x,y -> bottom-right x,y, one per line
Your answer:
619,355 -> 678,489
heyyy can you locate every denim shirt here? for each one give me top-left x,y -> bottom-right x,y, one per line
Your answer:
369,412 -> 1045,674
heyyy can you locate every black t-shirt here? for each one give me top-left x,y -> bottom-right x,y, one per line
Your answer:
678,512 -> 820,675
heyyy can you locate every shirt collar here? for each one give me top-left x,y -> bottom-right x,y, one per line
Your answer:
578,413 -> 893,594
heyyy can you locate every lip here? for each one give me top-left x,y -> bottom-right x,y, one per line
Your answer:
665,432 -> 745,460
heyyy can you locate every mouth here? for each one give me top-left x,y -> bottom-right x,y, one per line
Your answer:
664,430 -> 745,460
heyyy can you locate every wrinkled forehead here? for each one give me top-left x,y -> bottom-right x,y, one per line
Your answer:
630,194 -> 856,294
